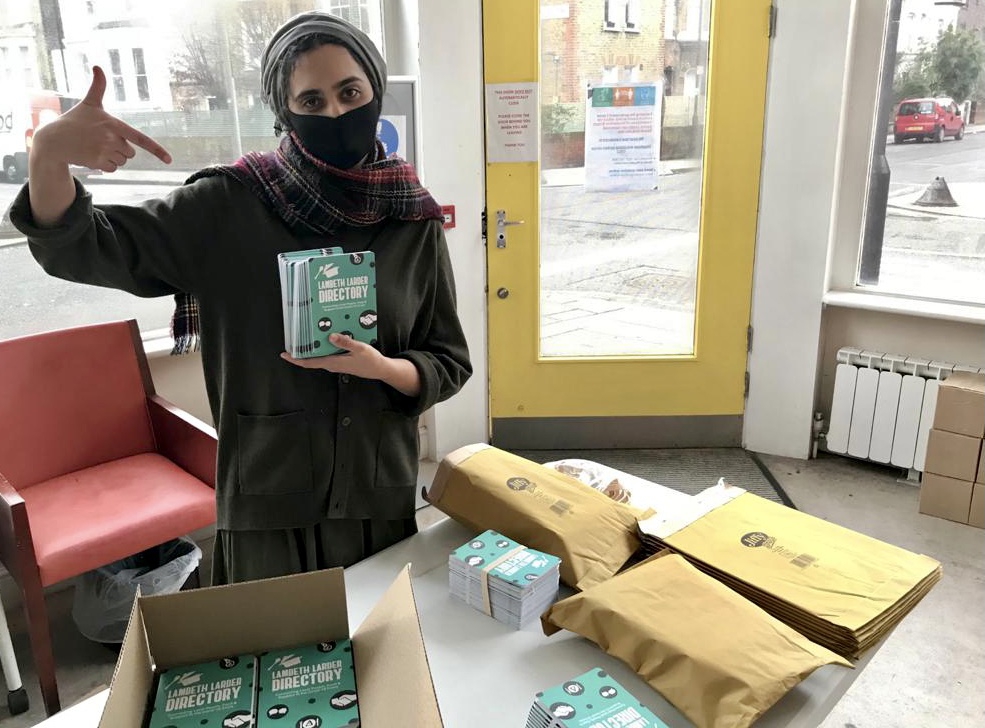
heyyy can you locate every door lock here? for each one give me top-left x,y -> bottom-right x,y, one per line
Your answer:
495,209 -> 525,248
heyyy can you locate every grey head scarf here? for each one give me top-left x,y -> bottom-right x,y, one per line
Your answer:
260,11 -> 387,134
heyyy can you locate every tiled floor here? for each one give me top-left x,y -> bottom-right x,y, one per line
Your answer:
1,452 -> 982,727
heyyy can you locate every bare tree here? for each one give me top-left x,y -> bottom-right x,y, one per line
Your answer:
171,23 -> 229,109
170,0 -> 315,110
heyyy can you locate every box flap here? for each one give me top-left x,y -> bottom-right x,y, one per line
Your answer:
140,568 -> 349,668
98,594 -> 153,728
352,564 -> 443,727
941,371 -> 985,394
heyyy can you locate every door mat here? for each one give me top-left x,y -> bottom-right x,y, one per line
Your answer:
508,448 -> 795,508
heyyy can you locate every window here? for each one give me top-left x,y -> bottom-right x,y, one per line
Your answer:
108,48 -> 126,101
603,0 -> 640,33
625,0 -> 642,32
328,0 -> 370,33
603,0 -> 621,31
0,0 -> 385,342
132,48 -> 149,101
858,0 -> 985,305
19,45 -> 31,85
897,100 -> 934,115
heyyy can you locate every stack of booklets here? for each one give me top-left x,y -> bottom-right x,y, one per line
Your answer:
527,668 -> 669,728
637,484 -> 942,659
448,530 -> 561,629
278,247 -> 377,358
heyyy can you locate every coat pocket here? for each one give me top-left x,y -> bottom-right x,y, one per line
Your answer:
373,411 -> 419,488
237,411 -> 315,495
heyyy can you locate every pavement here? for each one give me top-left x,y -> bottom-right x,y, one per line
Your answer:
887,181 -> 985,220
884,123 -> 985,220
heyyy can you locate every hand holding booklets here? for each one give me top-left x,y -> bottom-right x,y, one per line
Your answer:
278,248 -> 378,358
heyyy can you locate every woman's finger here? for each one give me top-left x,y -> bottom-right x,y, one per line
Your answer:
114,118 -> 172,164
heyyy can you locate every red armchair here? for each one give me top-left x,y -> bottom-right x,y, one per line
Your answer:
0,319 -> 217,715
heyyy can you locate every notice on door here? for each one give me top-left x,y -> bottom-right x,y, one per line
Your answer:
584,82 -> 662,191
486,83 -> 539,163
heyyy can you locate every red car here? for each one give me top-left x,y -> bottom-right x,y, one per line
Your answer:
894,97 -> 965,143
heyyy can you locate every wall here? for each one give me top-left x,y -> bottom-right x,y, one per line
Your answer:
745,0 -> 985,459
416,0 -> 488,458
817,307 -> 985,419
744,0 -> 855,458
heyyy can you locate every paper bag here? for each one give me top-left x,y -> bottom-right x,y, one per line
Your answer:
542,552 -> 851,728
424,444 -> 643,590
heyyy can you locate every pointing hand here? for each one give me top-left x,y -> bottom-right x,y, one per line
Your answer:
31,66 -> 172,172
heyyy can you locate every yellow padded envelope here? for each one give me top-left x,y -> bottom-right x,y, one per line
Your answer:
646,490 -> 942,657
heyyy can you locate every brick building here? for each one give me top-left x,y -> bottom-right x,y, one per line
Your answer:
541,0 -> 707,166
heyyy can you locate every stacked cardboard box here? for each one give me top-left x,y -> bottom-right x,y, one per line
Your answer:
919,372 -> 985,528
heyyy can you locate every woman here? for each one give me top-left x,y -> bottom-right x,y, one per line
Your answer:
9,12 -> 472,584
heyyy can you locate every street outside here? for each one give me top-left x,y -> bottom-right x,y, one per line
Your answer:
538,128 -> 985,357
1,131 -> 983,345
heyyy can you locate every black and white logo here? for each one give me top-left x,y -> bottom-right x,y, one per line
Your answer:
550,703 -> 576,719
562,681 -> 585,696
507,477 -> 532,491
741,531 -> 770,547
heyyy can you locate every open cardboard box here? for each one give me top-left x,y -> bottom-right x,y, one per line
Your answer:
97,565 -> 442,727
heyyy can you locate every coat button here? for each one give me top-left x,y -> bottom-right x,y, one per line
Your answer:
341,416 -> 351,427
341,374 -> 350,383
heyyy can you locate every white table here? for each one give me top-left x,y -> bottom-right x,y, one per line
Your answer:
35,517 -> 879,727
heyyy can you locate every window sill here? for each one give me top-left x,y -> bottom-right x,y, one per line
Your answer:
141,328 -> 178,360
823,290 -> 985,325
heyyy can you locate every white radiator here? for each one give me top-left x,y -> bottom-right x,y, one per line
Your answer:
825,347 -> 984,471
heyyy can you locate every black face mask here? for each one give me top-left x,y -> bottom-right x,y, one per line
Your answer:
287,102 -> 380,168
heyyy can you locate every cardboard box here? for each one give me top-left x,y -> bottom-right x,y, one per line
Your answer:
934,372 -> 985,438
919,473 -> 974,525
970,483 -> 985,529
977,441 -> 985,485
923,428 -> 981,482
97,566 -> 442,728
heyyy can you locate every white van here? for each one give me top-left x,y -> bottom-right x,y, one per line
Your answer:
0,86 -> 83,183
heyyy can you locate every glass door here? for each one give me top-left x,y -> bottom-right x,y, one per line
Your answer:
484,0 -> 772,447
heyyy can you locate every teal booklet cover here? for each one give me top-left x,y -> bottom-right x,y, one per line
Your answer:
527,668 -> 669,728
147,654 -> 257,728
257,640 -> 359,728
278,248 -> 377,358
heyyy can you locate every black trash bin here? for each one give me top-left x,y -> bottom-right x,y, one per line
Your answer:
72,537 -> 203,645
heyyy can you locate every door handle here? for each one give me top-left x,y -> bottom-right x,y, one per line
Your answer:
495,209 -> 525,248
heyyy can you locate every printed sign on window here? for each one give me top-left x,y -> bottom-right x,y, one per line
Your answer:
584,82 -> 662,191
486,83 -> 539,163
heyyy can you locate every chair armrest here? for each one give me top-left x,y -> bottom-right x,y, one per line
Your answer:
147,394 -> 218,489
0,471 -> 26,579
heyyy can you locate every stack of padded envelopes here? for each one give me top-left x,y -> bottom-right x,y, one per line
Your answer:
637,483 -> 942,660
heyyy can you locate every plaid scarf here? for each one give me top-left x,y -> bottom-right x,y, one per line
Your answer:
170,133 -> 443,355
